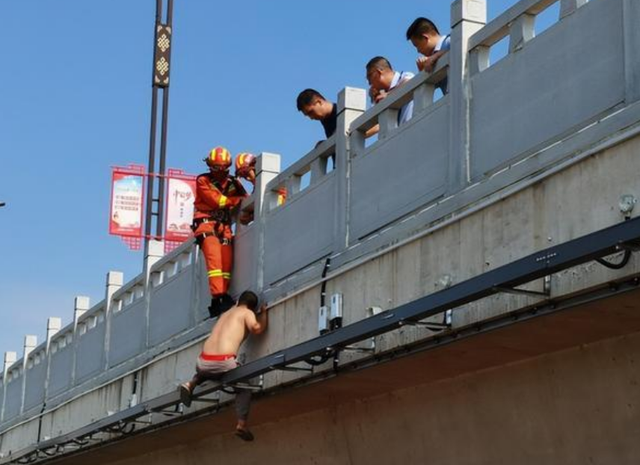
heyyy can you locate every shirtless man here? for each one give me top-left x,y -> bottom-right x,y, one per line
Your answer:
179,290 -> 268,441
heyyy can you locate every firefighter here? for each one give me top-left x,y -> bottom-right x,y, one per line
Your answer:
235,152 -> 287,207
235,153 -> 257,187
193,147 -> 248,318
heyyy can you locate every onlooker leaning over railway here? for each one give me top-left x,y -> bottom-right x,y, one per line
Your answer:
179,290 -> 268,441
296,88 -> 337,143
406,17 -> 450,94
193,147 -> 248,318
365,56 -> 415,137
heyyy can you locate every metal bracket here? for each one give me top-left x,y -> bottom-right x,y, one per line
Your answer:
400,320 -> 450,331
158,403 -> 184,416
269,364 -> 313,373
493,286 -> 550,298
192,396 -> 221,404
341,345 -> 375,354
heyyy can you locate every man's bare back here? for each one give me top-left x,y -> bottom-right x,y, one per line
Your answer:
202,303 -> 266,355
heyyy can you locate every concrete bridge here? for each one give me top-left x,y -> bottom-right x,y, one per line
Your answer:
2,0 -> 640,463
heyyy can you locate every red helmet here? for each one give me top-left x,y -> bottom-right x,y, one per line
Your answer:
235,153 -> 256,177
205,146 -> 232,170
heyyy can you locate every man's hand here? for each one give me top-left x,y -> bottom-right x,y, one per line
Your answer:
238,210 -> 253,225
417,51 -> 446,73
369,86 -> 387,104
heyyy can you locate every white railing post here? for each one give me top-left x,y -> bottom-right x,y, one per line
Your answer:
337,87 -> 366,248
43,317 -> 62,408
449,0 -> 487,192
103,271 -> 123,370
70,296 -> 90,386
254,153 -> 281,291
623,0 -> 640,104
1,352 -> 17,422
19,335 -> 37,414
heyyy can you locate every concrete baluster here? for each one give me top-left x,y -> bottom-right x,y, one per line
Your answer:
70,296 -> 90,386
449,0 -> 487,191
1,352 -> 17,422
560,0 -> 587,19
103,271 -> 124,370
19,335 -> 37,415
509,13 -> 535,53
337,87 -> 366,248
254,153 -> 281,291
623,0 -> 640,104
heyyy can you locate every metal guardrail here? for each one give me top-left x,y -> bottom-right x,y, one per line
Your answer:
3,215 -> 639,465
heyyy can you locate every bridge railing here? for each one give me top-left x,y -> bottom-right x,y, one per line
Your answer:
3,0 -> 640,436
468,0 -> 623,179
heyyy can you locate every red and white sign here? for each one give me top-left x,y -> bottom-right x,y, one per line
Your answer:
109,166 -> 145,239
164,170 -> 196,242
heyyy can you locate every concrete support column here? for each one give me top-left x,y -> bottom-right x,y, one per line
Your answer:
103,271 -> 124,370
449,0 -> 487,191
19,335 -> 37,414
336,87 -> 366,248
1,352 -> 17,422
70,296 -> 90,386
560,0 -> 587,19
623,0 -> 640,104
254,153 -> 281,291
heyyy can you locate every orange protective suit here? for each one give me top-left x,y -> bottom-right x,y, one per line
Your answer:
193,172 -> 247,297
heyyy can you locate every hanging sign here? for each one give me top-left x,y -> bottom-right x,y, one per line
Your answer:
164,169 -> 196,244
109,165 -> 145,238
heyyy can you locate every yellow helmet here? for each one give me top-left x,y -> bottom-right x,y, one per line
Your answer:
204,146 -> 232,170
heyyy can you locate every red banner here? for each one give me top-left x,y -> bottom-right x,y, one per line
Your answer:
164,169 -> 197,247
109,166 -> 145,238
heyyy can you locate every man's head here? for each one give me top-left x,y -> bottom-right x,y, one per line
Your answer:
297,89 -> 334,121
237,290 -> 259,312
235,152 -> 256,183
204,146 -> 232,180
366,57 -> 395,92
406,17 -> 441,56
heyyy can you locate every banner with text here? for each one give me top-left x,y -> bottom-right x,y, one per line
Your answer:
164,170 -> 196,244
109,166 -> 145,239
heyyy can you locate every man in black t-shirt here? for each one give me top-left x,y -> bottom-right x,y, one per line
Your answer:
296,88 -> 337,140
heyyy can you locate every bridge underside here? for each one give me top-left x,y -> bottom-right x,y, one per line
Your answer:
57,283 -> 640,465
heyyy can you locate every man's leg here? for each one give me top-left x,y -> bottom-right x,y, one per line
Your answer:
234,388 -> 253,441
179,372 -> 203,408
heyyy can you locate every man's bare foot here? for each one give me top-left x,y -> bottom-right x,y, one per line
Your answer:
235,427 -> 254,442
179,382 -> 193,407
235,420 -> 254,441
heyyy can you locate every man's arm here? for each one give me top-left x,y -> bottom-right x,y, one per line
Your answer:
416,50 -> 447,73
246,304 -> 268,335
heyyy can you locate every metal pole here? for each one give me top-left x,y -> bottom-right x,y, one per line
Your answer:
155,0 -> 173,238
144,0 -> 164,254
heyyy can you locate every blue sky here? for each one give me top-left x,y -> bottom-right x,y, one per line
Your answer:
0,0 -> 556,360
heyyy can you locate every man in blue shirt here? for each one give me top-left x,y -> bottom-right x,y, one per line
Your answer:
406,17 -> 450,94
366,56 -> 415,135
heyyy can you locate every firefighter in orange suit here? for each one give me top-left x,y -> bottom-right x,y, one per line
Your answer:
193,147 -> 248,318
235,153 -> 287,207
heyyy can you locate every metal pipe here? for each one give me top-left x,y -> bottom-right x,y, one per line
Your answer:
144,0 -> 164,252
156,77 -> 171,238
